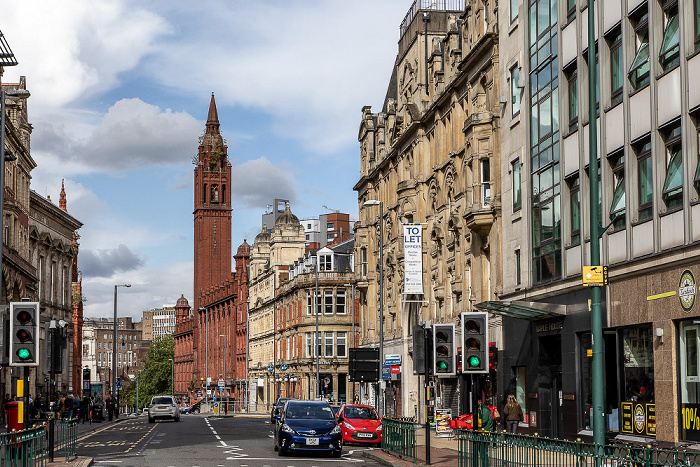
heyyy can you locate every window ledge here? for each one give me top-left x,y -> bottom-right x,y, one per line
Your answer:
659,206 -> 683,218
629,84 -> 650,98
687,50 -> 700,61
656,64 -> 680,81
510,113 -> 521,128
508,17 -> 519,35
604,100 -> 623,114
511,208 -> 522,223
565,242 -> 581,250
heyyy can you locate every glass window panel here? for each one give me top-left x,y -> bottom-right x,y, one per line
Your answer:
550,0 -> 557,28
569,74 -> 578,125
531,102 -> 539,143
663,147 -> 683,196
551,88 -> 559,134
540,96 -> 552,139
541,166 -> 554,191
513,161 -> 523,210
512,67 -> 521,115
511,0 -> 519,22
695,159 -> 700,184
530,5 -> 537,46
639,155 -> 653,205
628,39 -> 650,89
542,201 -> 554,241
538,0 -> 549,37
660,13 -> 680,69
553,193 -> 561,239
687,328 -> 698,378
610,175 -> 626,216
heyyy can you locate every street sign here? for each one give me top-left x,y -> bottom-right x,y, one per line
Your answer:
582,266 -> 608,286
280,363 -> 288,371
267,364 -> 274,373
117,380 -> 122,390
218,378 -> 224,389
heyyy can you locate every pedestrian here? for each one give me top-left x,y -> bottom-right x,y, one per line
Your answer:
362,393 -> 370,405
65,394 -> 74,419
477,399 -> 494,432
80,396 -> 91,424
353,394 -> 360,404
503,394 -> 523,434
106,395 -> 114,421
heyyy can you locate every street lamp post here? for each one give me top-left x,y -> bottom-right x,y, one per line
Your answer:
344,282 -> 356,400
113,283 -> 131,418
364,199 -> 384,416
168,358 -> 174,396
219,334 -> 227,398
315,261 -> 320,399
199,307 -> 209,404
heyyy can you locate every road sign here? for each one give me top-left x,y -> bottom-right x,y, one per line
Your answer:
117,380 -> 122,390
218,378 -> 224,389
267,364 -> 274,373
582,266 -> 608,286
280,363 -> 288,371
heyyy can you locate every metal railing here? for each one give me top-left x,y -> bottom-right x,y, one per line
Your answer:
54,418 -> 78,462
381,417 -> 417,463
457,429 -> 700,467
0,425 -> 47,467
400,0 -> 465,37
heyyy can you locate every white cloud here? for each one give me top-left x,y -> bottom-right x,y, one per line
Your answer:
30,98 -> 201,173
231,157 -> 297,208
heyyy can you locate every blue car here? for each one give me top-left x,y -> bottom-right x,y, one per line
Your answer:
273,400 -> 342,457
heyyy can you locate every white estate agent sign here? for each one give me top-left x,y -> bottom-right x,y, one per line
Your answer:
403,225 -> 423,295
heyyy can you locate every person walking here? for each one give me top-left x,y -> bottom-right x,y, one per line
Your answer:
503,394 -> 524,434
477,399 -> 494,432
106,395 -> 114,421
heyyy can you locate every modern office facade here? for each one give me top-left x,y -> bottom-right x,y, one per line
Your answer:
142,305 -> 177,341
496,0 -> 700,443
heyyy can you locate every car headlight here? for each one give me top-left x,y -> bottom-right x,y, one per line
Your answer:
343,422 -> 355,430
281,424 -> 296,434
330,425 -> 342,434
376,424 -> 382,432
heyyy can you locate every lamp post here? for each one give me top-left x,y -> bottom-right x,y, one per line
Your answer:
344,282 -> 356,400
199,307 -> 209,404
219,334 -> 227,398
314,261 -> 320,399
364,199 -> 384,416
168,358 -> 174,396
113,283 -> 131,417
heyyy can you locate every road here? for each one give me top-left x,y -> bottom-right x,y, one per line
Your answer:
77,414 -> 386,467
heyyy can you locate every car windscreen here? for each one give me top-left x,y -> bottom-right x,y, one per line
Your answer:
152,397 -> 174,405
344,406 -> 379,420
286,404 -> 335,420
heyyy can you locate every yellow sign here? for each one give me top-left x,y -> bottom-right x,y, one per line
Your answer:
582,266 -> 608,286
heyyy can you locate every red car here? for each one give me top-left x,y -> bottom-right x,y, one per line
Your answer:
337,404 -> 382,445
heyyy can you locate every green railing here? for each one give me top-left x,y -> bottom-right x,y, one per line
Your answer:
0,425 -> 47,467
457,429 -> 700,467
381,417 -> 417,463
55,418 -> 78,462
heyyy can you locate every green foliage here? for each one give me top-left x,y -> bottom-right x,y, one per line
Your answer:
120,334 -> 174,410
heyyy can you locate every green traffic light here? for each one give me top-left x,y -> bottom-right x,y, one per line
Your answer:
468,356 -> 480,367
437,361 -> 448,371
17,348 -> 30,360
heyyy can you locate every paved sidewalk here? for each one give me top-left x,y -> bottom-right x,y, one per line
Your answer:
46,415 -> 127,467
363,428 -> 460,466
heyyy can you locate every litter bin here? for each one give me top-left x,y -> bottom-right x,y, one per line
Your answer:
91,403 -> 104,422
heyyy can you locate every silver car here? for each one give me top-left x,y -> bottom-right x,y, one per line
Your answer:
148,395 -> 180,423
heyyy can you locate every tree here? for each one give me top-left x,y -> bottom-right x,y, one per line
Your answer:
120,334 -> 174,411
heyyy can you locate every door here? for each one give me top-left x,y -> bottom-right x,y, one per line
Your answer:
538,335 -> 562,438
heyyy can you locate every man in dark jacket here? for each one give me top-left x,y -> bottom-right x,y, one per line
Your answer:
106,395 -> 114,421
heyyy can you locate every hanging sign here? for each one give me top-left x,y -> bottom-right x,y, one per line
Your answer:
403,225 -> 423,294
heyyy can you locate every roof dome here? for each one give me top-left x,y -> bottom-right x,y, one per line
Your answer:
254,224 -> 271,243
275,202 -> 300,226
237,239 -> 251,256
176,295 -> 189,307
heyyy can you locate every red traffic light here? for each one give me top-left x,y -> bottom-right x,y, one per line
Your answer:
16,310 -> 32,324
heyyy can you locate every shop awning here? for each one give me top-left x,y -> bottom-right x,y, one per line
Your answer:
474,300 -> 567,320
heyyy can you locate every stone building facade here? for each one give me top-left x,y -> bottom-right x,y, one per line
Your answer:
355,0 -> 502,419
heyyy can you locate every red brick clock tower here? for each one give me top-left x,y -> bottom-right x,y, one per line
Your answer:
193,93 -> 232,310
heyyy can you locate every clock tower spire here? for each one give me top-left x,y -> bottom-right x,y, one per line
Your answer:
193,93 -> 232,311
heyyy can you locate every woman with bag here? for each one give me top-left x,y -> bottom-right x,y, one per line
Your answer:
503,394 -> 523,434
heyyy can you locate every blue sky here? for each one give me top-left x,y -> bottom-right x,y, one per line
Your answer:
2,0 -> 409,320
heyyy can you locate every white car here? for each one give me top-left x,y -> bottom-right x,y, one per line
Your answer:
148,395 -> 180,423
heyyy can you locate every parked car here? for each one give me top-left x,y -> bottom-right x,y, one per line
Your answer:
336,404 -> 382,445
270,397 -> 293,423
273,399 -> 342,457
148,395 -> 180,423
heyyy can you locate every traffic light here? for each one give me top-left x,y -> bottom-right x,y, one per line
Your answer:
432,324 -> 456,376
462,312 -> 488,373
9,302 -> 39,366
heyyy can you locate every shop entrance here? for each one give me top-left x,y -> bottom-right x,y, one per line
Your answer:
538,335 -> 562,438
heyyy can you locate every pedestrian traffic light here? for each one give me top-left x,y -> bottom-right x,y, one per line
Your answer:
461,312 -> 488,373
9,302 -> 39,366
432,324 -> 456,376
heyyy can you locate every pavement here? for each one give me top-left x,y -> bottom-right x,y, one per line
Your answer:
46,414 -> 128,467
363,427 -> 459,466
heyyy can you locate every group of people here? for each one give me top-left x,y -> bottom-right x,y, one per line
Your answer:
476,394 -> 524,434
2,392 -> 121,428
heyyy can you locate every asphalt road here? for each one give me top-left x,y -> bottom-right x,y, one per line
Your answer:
78,414 -> 385,467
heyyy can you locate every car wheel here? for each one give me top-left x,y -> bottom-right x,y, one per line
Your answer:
332,449 -> 342,458
175,416 -> 180,422
277,447 -> 285,457
148,417 -> 154,423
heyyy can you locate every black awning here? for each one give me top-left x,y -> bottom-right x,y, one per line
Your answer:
474,300 -> 567,320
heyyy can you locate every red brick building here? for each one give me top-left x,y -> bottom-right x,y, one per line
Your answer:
174,94 -> 250,403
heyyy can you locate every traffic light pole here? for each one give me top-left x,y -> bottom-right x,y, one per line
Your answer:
423,324 -> 431,466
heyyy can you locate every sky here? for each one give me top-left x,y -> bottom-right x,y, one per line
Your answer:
1,0 -> 409,321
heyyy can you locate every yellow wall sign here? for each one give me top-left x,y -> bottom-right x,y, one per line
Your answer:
582,266 -> 608,286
